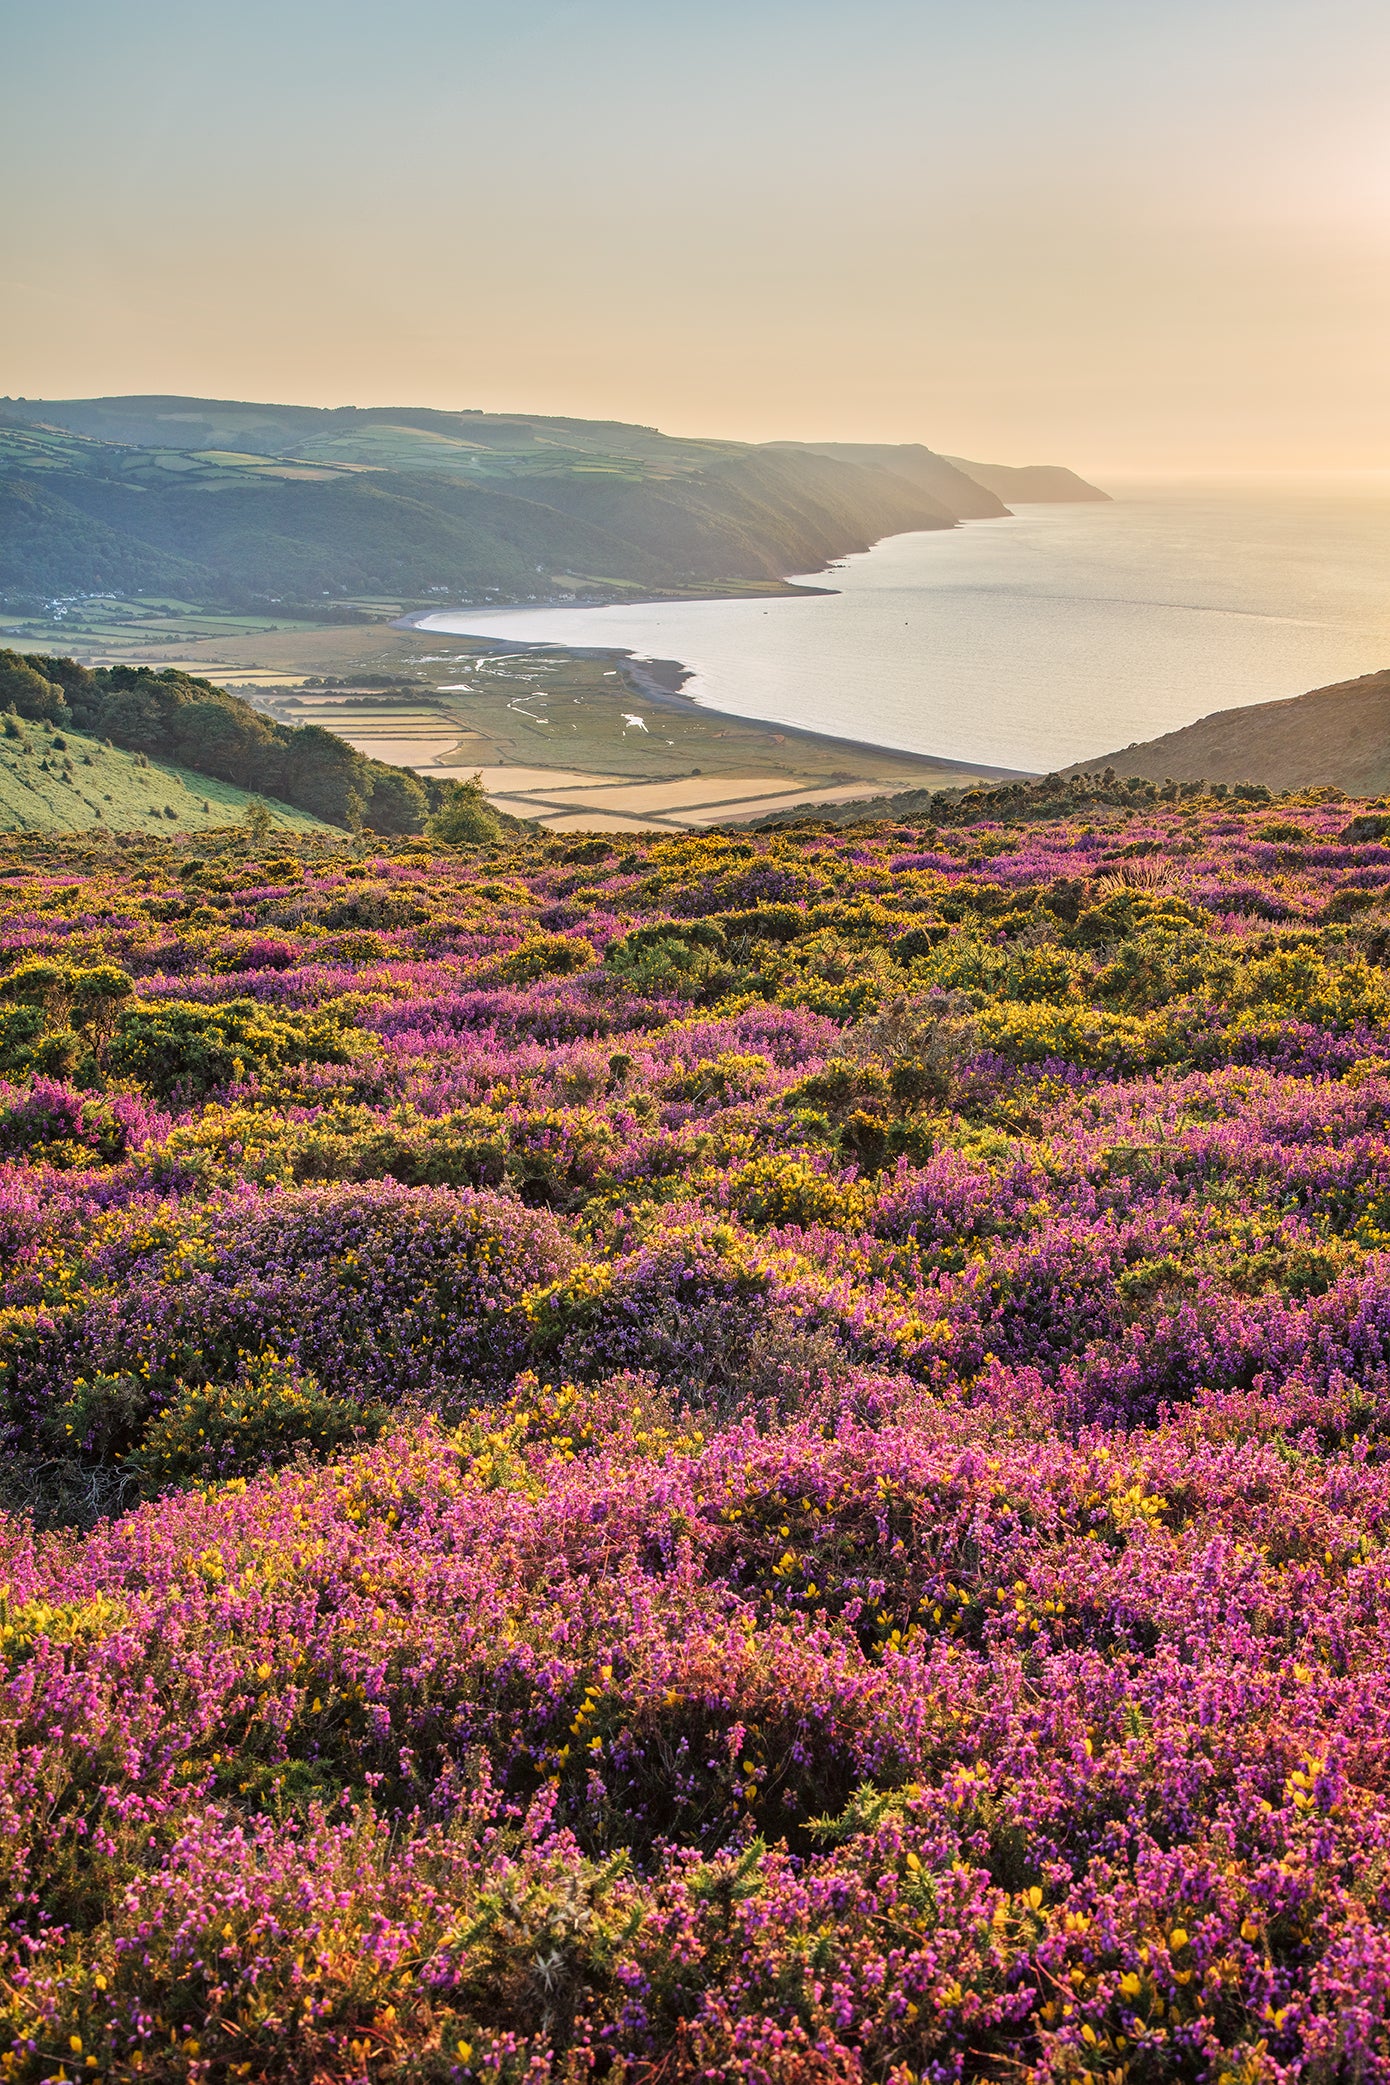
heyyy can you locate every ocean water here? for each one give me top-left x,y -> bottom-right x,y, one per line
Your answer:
418,480 -> 1390,773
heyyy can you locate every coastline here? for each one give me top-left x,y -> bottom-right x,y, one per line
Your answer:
387,504 -> 1028,789
610,653 -> 1024,780
392,619 -> 1025,786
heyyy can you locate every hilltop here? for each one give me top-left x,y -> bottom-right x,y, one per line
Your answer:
1069,665 -> 1390,794
943,455 -> 1110,502
0,393 -> 1104,615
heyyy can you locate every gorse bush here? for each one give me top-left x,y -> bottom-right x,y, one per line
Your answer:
104,995 -> 358,1101
129,1351 -> 385,1483
4,794 -> 1390,2074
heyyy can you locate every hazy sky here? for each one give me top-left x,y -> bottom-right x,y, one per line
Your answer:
4,0 -> 1389,472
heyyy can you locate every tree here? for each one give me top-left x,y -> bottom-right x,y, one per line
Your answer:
426,774 -> 504,844
0,650 -> 68,724
365,764 -> 429,835
242,799 -> 275,845
277,723 -> 369,829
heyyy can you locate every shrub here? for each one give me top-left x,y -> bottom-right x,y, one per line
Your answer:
724,1152 -> 870,1230
106,997 -> 358,1101
7,1182 -> 578,1468
427,773 -> 505,844
607,919 -> 732,1001
128,1352 -> 385,1484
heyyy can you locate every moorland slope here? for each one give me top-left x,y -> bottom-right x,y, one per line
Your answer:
1,795 -> 1390,2074
1071,665 -> 1390,795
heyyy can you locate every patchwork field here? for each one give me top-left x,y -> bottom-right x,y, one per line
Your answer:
262,640 -> 1003,832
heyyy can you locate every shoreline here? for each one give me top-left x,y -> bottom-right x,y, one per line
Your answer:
389,508 -> 1041,785
392,611 -> 1027,786
391,621 -> 1021,783
393,579 -> 834,625
610,653 -> 1025,779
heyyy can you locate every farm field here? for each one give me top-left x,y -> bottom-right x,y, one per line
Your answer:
4,778 -> 1390,2074
272,643 -> 998,832
271,653 -> 1000,824
0,596 -> 350,667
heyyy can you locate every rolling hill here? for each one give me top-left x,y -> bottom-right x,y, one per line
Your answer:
1068,666 -> 1390,794
0,715 -> 330,835
0,394 -> 1107,613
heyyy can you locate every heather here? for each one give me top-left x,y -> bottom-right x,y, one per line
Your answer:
5,792 -> 1390,2078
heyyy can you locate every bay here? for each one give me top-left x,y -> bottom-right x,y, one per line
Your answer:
418,480 -> 1390,773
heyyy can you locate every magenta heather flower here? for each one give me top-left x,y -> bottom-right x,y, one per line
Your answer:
0,799 -> 1388,2076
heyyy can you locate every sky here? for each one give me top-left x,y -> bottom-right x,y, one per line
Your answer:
4,0 -> 1390,474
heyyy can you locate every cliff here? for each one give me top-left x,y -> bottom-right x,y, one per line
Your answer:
770,442 -> 1008,521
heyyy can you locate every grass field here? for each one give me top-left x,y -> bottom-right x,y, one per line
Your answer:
0,718 -> 332,835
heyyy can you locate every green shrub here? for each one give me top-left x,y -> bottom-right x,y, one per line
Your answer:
0,1003 -> 49,1075
106,998 -> 358,1102
128,1352 -> 384,1485
782,1058 -> 891,1117
42,1371 -> 152,1465
427,774 -> 505,844
607,920 -> 732,1001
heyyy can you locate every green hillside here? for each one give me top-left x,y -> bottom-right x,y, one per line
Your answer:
0,716 -> 330,835
0,394 -> 1108,615
0,477 -> 213,601
0,649 -> 435,833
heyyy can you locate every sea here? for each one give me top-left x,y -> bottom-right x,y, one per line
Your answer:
417,479 -> 1390,774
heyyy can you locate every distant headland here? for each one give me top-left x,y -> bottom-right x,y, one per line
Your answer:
0,393 -> 1107,622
